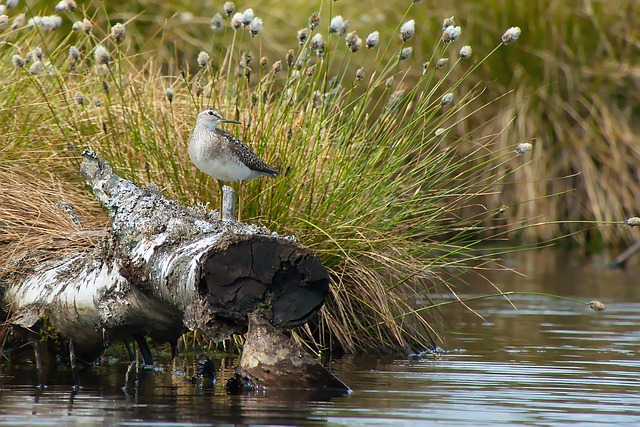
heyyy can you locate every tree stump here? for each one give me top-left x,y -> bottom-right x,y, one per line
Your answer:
228,313 -> 350,392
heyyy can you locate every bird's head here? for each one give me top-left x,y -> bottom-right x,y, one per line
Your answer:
197,109 -> 241,131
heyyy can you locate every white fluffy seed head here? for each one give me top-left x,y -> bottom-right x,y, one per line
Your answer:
366,31 -> 379,49
286,49 -> 294,67
95,64 -> 108,75
69,45 -> 81,60
48,15 -> 63,30
27,16 -> 41,28
166,87 -> 174,103
441,92 -> 453,106
436,58 -> 449,68
459,45 -> 472,58
11,13 -> 25,29
6,0 -> 18,10
41,60 -> 57,75
32,46 -> 43,59
241,8 -> 254,25
94,44 -> 110,65
32,15 -> 62,30
248,17 -> 262,36
210,13 -> 223,31
29,60 -> 43,75
345,31 -> 362,52
197,51 -> 209,68
272,59 -> 282,73
329,15 -> 348,35
442,25 -> 461,43
502,26 -> 521,45
223,1 -> 235,17
55,0 -> 77,12
386,89 -> 405,110
230,12 -> 243,29
515,142 -> 532,154
74,91 -> 85,105
82,18 -> 92,34
351,36 -> 363,52
297,28 -> 309,45
73,18 -> 92,34
625,217 -> 640,227
11,54 -> 24,68
400,19 -> 415,42
400,47 -> 412,60
110,23 -> 126,43
54,0 -> 66,11
310,33 -> 326,56
0,14 -> 8,29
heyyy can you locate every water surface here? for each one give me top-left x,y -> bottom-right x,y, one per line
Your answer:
1,249 -> 638,426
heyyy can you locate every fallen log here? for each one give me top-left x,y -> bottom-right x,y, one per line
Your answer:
603,240 -> 640,269
1,150 -> 340,390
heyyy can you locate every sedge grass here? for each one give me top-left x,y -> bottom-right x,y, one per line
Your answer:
0,1 -> 611,354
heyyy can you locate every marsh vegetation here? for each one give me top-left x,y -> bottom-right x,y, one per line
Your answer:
0,0 -> 633,356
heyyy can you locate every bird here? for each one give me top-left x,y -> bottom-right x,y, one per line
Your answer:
188,108 -> 279,220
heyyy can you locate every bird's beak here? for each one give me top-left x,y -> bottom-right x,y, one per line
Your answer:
220,118 -> 241,125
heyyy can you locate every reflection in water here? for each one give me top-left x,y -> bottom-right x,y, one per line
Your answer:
0,249 -> 639,425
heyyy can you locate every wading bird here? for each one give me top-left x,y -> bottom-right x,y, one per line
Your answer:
188,108 -> 279,220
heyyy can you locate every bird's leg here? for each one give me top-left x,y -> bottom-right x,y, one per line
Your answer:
217,179 -> 224,220
133,333 -> 154,367
237,182 -> 242,223
123,337 -> 135,361
33,340 -> 46,389
69,339 -> 80,392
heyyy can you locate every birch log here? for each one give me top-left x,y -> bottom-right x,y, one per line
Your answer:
2,150 -> 330,365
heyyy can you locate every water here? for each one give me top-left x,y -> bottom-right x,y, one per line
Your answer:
1,249 -> 639,426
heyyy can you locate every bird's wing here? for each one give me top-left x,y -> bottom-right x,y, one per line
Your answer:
219,129 -> 279,176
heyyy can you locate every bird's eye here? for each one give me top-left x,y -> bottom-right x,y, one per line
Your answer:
207,110 -> 214,116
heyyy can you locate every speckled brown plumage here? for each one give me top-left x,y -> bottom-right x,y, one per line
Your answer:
215,128 -> 278,177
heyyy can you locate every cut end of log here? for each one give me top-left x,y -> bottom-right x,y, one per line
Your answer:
198,235 -> 329,329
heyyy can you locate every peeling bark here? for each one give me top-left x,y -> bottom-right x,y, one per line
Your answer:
2,150 -> 330,365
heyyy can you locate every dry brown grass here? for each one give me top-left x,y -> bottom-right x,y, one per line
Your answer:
0,165 -> 107,276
